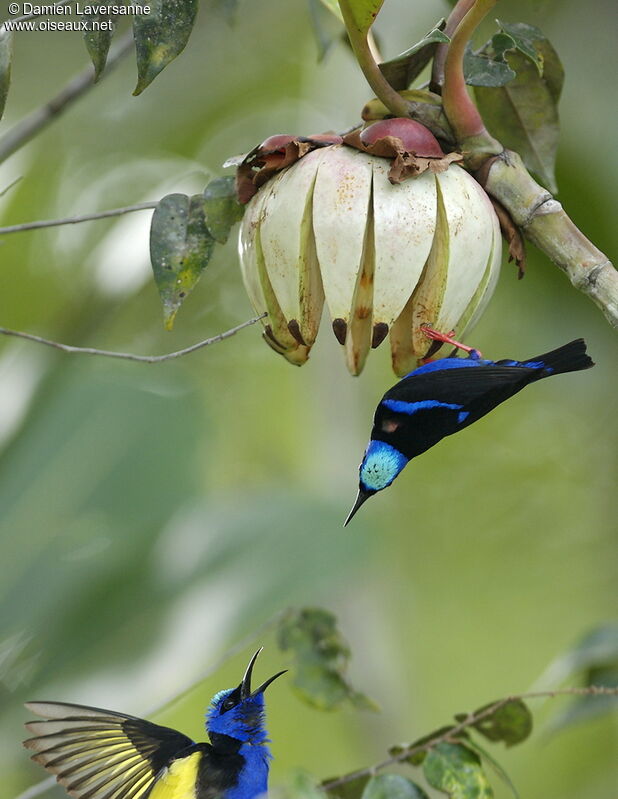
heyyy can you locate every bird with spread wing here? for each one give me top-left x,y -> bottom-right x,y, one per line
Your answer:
24,649 -> 286,799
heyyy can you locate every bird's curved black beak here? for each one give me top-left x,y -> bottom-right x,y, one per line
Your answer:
344,488 -> 373,527
240,648 -> 287,699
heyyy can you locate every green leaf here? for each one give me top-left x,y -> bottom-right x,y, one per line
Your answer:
338,0 -> 385,36
83,13 -> 116,81
489,32 -> 516,63
474,37 -> 564,192
464,46 -> 516,88
423,743 -> 493,799
0,26 -> 14,121
464,740 -> 520,799
150,193 -> 215,330
379,23 -> 449,90
132,0 -> 198,95
277,607 -> 378,712
389,726 -> 468,767
466,22 -> 553,89
456,699 -> 532,747
323,774 -> 371,799
361,775 -> 430,799
203,176 -> 244,244
497,21 -> 545,75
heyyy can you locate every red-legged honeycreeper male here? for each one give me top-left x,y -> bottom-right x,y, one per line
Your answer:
24,648 -> 286,799
345,327 -> 594,526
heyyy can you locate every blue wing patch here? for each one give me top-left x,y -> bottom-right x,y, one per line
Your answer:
382,398 -> 464,416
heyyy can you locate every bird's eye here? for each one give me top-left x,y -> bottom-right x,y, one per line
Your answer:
221,697 -> 236,713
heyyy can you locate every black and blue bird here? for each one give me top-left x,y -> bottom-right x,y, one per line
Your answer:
23,648 -> 285,799
345,327 -> 594,525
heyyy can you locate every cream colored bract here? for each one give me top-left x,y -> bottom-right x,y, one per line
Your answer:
239,144 -> 501,376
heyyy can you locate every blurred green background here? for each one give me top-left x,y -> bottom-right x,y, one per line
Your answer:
1,0 -> 616,797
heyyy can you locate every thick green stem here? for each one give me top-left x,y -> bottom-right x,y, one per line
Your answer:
481,151 -> 618,327
338,0 -> 410,118
442,0 -> 501,160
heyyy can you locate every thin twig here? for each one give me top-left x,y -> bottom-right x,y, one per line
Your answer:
321,686 -> 618,790
0,314 -> 267,363
3,0 -> 72,25
0,202 -> 158,235
0,30 -> 134,164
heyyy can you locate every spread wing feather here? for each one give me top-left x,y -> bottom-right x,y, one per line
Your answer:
24,702 -> 195,799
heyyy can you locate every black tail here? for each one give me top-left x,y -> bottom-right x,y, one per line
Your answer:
525,338 -> 594,376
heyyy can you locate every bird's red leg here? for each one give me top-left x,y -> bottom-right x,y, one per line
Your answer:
421,325 -> 483,358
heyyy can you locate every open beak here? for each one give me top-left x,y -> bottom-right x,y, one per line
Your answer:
344,488 -> 372,527
240,648 -> 287,699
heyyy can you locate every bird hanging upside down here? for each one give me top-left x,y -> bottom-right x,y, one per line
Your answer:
345,327 -> 594,526
24,648 -> 286,799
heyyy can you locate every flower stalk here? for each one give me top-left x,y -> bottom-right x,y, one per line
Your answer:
337,0 -> 411,118
441,0 -> 501,164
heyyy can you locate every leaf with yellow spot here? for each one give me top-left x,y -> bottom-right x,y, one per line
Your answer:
133,0 -> 198,95
150,193 -> 215,330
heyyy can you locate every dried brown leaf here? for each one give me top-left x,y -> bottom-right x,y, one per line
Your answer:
490,197 -> 526,278
235,135 -> 342,204
342,130 -> 462,184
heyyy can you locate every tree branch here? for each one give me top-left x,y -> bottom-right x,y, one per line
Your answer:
0,314 -> 267,363
321,685 -> 618,791
0,30 -> 133,164
0,202 -> 158,236
478,151 -> 618,328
